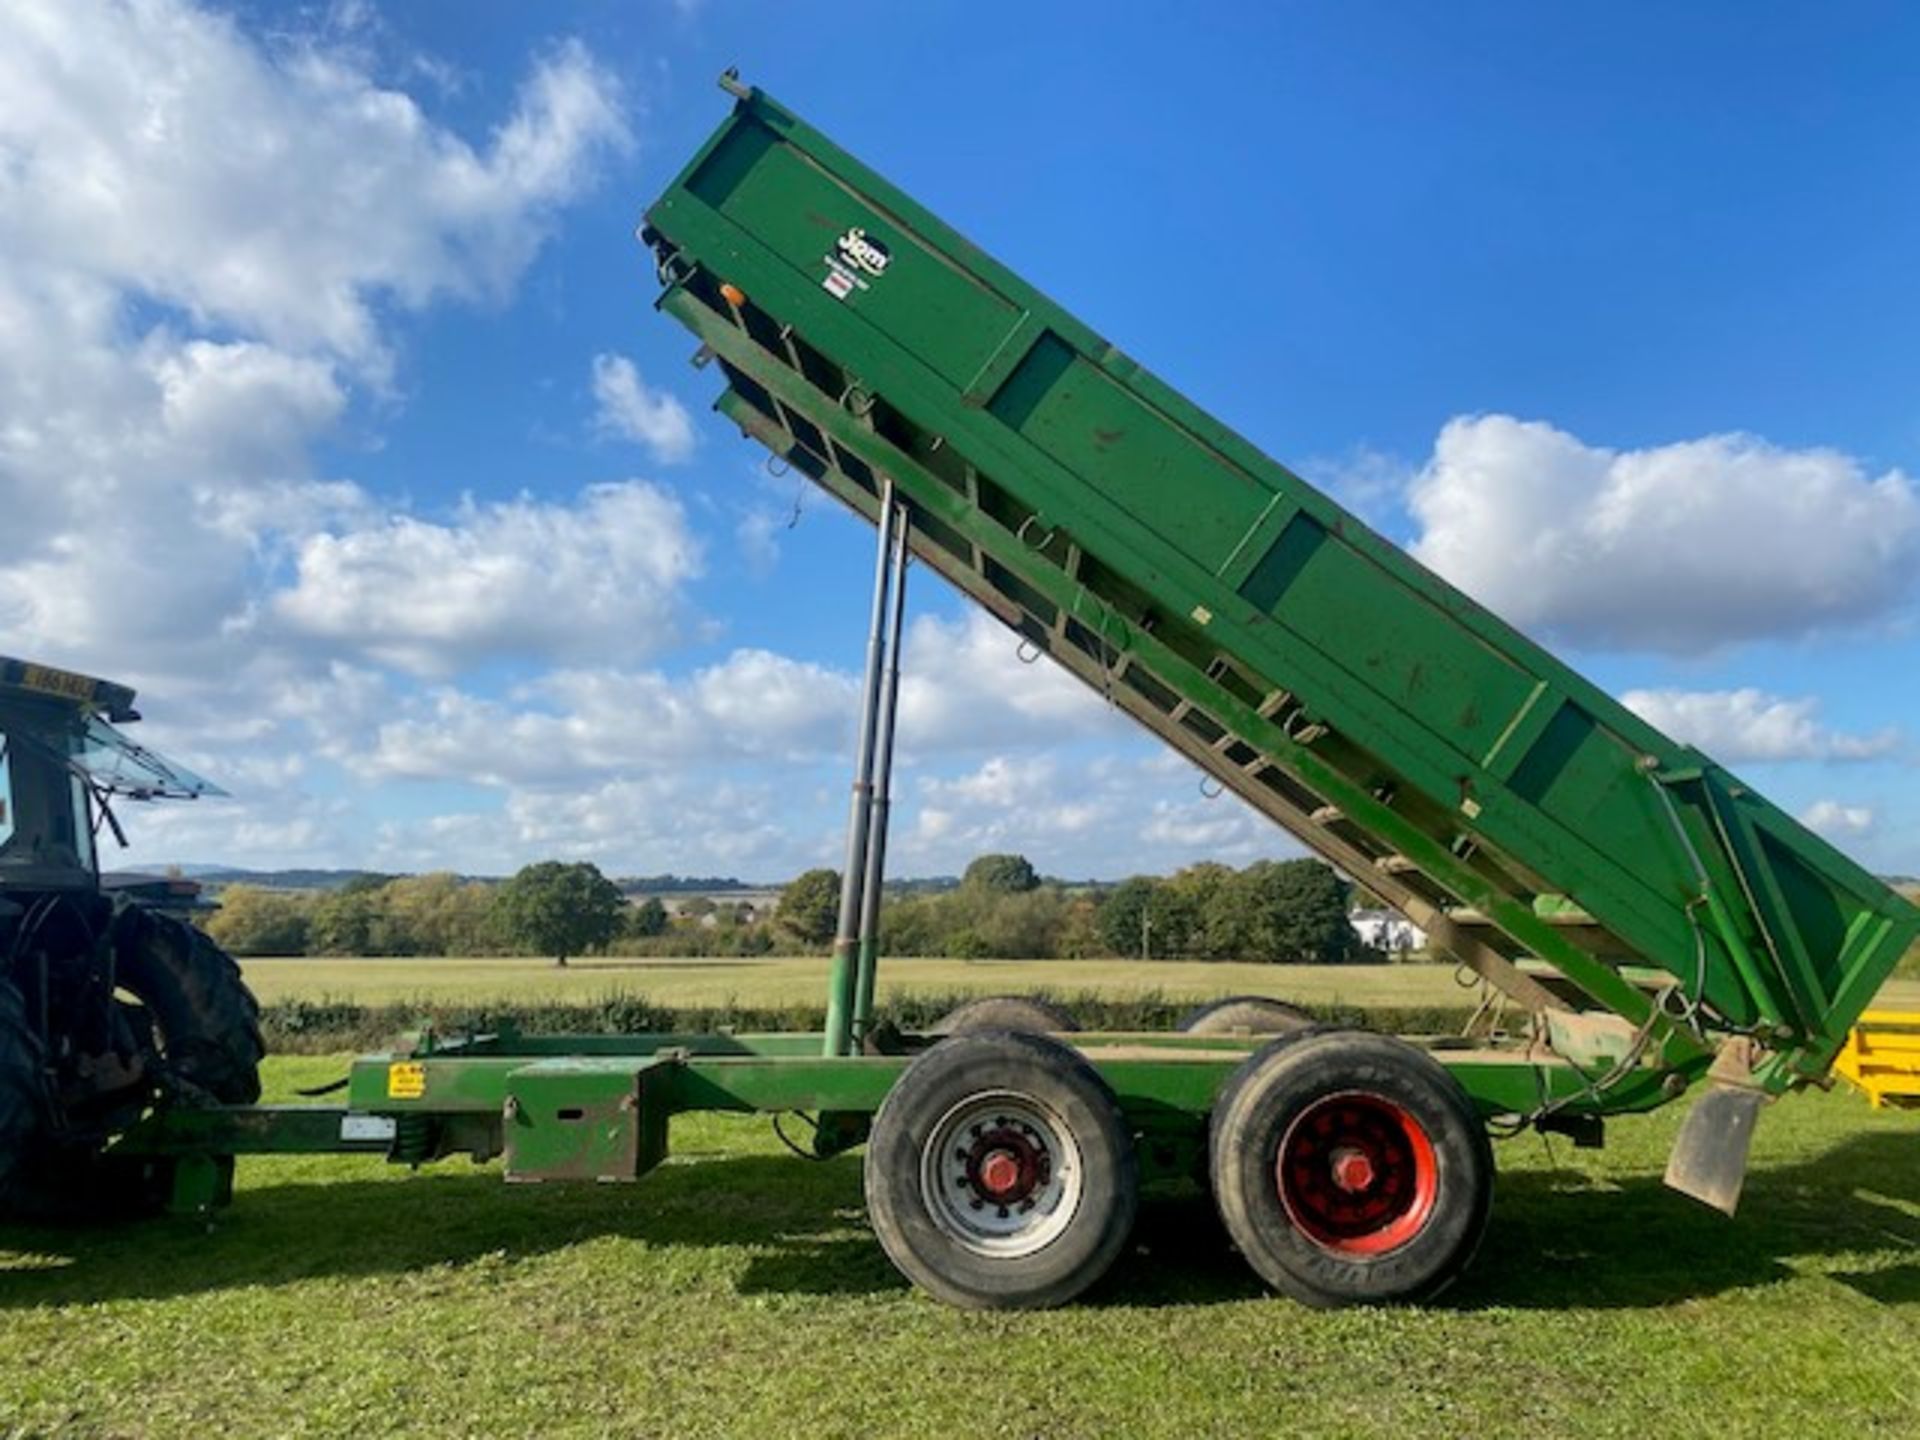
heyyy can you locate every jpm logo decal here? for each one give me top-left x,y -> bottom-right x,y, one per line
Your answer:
823,225 -> 891,300
836,226 -> 891,276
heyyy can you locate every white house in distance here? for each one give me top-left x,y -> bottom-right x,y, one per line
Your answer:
1349,907 -> 1426,955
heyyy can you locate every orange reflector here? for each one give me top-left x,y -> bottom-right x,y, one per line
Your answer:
719,282 -> 746,307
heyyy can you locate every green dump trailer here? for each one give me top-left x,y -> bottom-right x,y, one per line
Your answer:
70,74 -> 1920,1310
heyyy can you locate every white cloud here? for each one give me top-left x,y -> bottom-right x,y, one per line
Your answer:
921,755 -> 1063,811
1299,445 -> 1413,533
897,610 -> 1121,753
592,353 -> 696,462
1408,416 -> 1920,653
271,483 -> 703,675
900,751 -> 1303,878
0,2 -> 632,689
1622,687 -> 1899,764
361,649 -> 856,785
735,507 -> 784,576
0,7 -> 630,370
353,607 -> 1121,786
369,772 -> 803,878
1801,800 -> 1875,839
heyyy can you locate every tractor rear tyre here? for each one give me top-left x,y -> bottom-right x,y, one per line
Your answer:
865,1029 -> 1137,1309
114,907 -> 264,1104
929,995 -> 1080,1036
0,975 -> 45,1198
1209,1030 -> 1492,1307
1180,996 -> 1312,1036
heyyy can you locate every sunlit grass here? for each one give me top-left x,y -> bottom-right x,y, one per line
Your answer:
1,1058 -> 1916,1437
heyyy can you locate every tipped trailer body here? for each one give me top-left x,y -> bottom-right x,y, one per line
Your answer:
94,77 -> 1919,1308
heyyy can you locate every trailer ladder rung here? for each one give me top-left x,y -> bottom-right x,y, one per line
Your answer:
1451,905 -> 1602,929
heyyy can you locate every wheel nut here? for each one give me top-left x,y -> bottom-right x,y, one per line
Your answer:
1330,1146 -> 1375,1193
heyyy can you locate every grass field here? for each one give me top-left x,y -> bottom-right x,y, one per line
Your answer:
2,1056 -> 1918,1437
238,953 -> 1920,1013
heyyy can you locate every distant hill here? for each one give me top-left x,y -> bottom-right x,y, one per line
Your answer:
172,866 -> 438,892
166,866 -> 772,894
613,874 -> 756,895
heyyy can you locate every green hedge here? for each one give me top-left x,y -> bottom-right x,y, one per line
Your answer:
260,991 -> 1480,1053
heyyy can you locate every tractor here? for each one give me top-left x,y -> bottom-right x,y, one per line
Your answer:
0,657 -> 262,1217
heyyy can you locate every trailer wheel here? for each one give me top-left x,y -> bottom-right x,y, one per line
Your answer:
865,1030 -> 1137,1309
929,996 -> 1080,1035
0,976 -> 46,1197
1209,1030 -> 1492,1306
1180,996 -> 1312,1036
113,907 -> 265,1104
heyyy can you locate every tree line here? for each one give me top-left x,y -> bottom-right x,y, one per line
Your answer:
777,854 -> 1360,963
204,852 -> 1370,966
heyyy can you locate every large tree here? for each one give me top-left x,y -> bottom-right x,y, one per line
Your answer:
1097,876 -> 1189,959
202,885 -> 311,957
776,868 -> 842,948
491,861 -> 626,967
962,853 -> 1040,894
1232,859 -> 1356,964
625,896 -> 669,939
1167,861 -> 1239,959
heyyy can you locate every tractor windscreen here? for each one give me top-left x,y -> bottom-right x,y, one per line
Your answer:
65,715 -> 224,801
0,732 -> 97,882
0,713 -> 221,887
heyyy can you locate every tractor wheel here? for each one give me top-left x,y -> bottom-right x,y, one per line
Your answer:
865,1029 -> 1137,1309
929,995 -> 1080,1036
1209,1030 -> 1492,1307
1179,996 -> 1312,1036
0,975 -> 46,1198
113,907 -> 264,1104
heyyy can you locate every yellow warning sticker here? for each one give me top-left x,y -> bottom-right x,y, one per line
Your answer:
387,1062 -> 426,1100
21,663 -> 95,700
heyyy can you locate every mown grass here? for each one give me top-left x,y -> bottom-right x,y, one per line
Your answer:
2,1057 -> 1918,1438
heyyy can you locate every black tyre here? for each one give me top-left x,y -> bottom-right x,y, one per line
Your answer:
1209,1030 -> 1492,1307
865,1030 -> 1137,1309
929,995 -> 1080,1036
0,975 -> 46,1197
113,907 -> 264,1104
1180,996 -> 1312,1036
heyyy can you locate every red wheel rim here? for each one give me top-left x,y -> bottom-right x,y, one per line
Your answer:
1276,1091 -> 1438,1256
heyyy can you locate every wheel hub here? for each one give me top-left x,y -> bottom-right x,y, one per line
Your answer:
1329,1145 -> 1375,1194
1277,1091 -> 1439,1257
960,1121 -> 1050,1210
976,1145 -> 1027,1201
921,1091 -> 1082,1258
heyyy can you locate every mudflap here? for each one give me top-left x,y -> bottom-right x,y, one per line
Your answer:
1664,1083 -> 1765,1216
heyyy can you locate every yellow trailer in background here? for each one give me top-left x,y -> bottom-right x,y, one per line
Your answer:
1834,1011 -> 1920,1108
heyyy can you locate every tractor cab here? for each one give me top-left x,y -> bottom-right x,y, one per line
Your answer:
0,657 -> 222,895
0,658 -> 256,1217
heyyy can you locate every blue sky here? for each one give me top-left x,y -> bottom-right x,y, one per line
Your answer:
3,1 -> 1916,880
